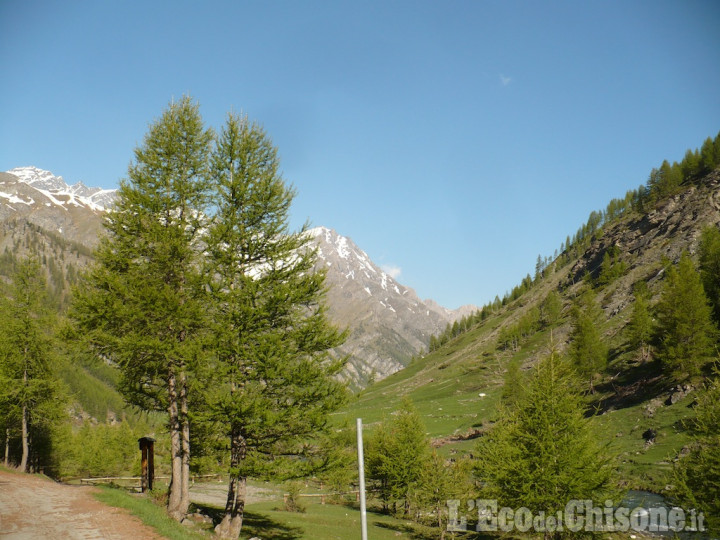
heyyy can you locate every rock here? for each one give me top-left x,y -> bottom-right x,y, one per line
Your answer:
643,398 -> 663,418
665,384 -> 694,405
642,428 -> 656,442
183,512 -> 213,525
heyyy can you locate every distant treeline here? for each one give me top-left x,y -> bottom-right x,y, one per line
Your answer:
429,131 -> 720,351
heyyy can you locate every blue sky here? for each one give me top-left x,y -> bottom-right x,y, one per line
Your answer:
1,1 -> 719,309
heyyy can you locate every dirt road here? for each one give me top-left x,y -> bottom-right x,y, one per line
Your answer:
0,469 -> 163,539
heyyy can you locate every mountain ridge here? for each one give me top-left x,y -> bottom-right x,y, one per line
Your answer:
0,166 -> 470,388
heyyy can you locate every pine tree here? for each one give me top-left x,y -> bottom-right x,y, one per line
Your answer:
70,96 -> 213,520
699,225 -> 720,326
540,290 -> 562,328
700,136 -> 718,175
203,113 -> 347,539
412,451 -> 473,537
366,398 -> 429,516
568,289 -> 608,389
475,350 -> 615,529
501,356 -> 525,409
0,257 -> 64,472
654,252 -> 717,379
673,372 -> 720,533
626,287 -> 654,361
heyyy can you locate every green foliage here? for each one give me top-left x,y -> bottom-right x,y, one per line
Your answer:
626,287 -> 654,361
672,373 -> 720,532
366,398 -> 429,515
429,310 -> 482,352
539,290 -> 563,328
595,245 -> 627,287
201,113 -> 348,484
283,481 -> 307,513
699,225 -> 720,326
411,451 -> 474,531
474,351 -> 615,521
0,257 -> 67,471
53,421 -> 141,478
317,426 -> 358,502
654,252 -> 717,379
72,96 -> 213,412
500,356 -> 525,408
700,136 -> 719,176
568,289 -> 608,385
496,307 -> 540,352
70,96 -> 215,519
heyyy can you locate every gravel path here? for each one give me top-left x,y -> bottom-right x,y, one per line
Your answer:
0,469 -> 163,539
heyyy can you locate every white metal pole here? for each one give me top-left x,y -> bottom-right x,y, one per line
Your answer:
356,417 -> 368,540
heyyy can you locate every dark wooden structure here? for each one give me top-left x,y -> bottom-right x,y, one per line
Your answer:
138,436 -> 155,493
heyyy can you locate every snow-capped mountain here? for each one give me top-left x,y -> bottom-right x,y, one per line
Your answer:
0,167 -> 471,387
0,167 -> 116,246
309,227 -> 471,387
6,166 -> 117,211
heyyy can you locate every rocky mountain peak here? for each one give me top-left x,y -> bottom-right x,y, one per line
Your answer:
5,167 -> 117,212
307,226 -> 475,387
1,168 -> 470,388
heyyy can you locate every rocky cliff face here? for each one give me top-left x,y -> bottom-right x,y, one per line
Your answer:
309,227 -> 470,387
566,169 -> 720,319
0,167 -> 470,387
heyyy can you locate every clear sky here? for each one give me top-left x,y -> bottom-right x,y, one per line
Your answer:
1,1 -> 719,309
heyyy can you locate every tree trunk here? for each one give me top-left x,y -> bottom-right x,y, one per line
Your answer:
19,367 -> 29,473
19,403 -> 28,472
215,428 -> 247,540
4,428 -> 9,467
179,370 -> 191,516
167,370 -> 185,520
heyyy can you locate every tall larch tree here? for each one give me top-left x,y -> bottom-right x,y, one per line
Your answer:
70,97 -> 213,520
699,225 -> 720,326
475,350 -> 615,533
568,288 -> 608,390
366,398 -> 429,516
0,257 -> 64,472
626,286 -> 654,362
654,252 -> 717,380
203,113 -> 347,540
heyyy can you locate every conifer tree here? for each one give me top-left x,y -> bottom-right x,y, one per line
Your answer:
366,398 -> 429,516
700,136 -> 718,175
475,350 -> 615,529
568,289 -> 607,389
654,252 -> 717,379
413,451 -> 473,537
626,286 -> 654,361
0,257 -> 64,472
203,113 -> 347,539
540,290 -> 563,328
699,225 -> 720,325
70,97 -> 213,519
673,372 -> 720,533
501,356 -> 525,409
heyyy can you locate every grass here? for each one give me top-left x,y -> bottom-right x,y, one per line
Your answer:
93,482 -> 443,540
92,486 -> 205,539
233,500 -> 429,540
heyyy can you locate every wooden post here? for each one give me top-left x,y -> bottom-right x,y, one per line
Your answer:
138,437 -> 155,493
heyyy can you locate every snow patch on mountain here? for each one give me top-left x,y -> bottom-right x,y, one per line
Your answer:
5,166 -> 117,211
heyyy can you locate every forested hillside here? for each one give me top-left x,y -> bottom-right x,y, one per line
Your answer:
336,131 -> 720,535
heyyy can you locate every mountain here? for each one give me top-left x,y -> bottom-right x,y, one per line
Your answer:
0,167 -> 468,388
0,167 -> 115,246
309,227 -> 472,387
